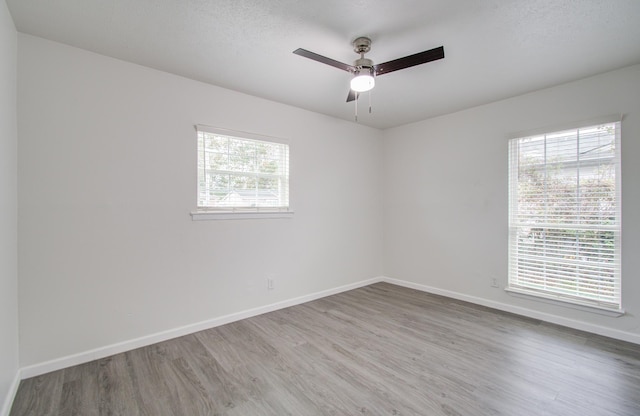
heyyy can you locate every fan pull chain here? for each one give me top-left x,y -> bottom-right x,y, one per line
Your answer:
354,92 -> 358,122
353,91 -> 372,122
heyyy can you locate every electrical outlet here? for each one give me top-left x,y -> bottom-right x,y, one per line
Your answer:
490,277 -> 499,288
267,278 -> 275,290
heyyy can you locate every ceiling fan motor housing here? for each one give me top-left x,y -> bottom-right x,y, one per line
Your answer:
354,57 -> 374,74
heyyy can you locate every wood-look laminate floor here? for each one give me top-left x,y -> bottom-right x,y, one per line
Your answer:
10,283 -> 640,415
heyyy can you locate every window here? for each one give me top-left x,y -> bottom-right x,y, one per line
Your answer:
193,125 -> 291,219
508,121 -> 621,312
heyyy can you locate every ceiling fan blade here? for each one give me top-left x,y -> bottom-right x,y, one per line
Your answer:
346,90 -> 359,102
293,48 -> 355,72
373,46 -> 444,76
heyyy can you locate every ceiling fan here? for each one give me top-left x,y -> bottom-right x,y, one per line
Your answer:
293,37 -> 445,102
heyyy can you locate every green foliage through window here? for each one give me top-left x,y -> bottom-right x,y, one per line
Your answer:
197,128 -> 289,211
508,122 -> 621,310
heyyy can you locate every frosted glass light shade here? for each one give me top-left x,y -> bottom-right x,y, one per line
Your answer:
350,72 -> 375,92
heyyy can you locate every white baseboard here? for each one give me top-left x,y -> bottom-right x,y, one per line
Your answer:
20,276 -> 384,379
18,274 -> 639,381
1,369 -> 21,416
382,276 -> 640,345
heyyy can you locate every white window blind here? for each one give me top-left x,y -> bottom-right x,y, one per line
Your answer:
196,126 -> 290,212
508,121 -> 621,311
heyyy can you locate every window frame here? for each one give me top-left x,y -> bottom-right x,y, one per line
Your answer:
507,118 -> 622,314
191,125 -> 293,221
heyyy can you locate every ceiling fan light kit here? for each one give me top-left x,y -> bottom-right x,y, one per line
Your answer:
350,68 -> 375,92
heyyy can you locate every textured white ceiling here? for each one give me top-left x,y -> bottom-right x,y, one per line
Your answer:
7,0 -> 640,129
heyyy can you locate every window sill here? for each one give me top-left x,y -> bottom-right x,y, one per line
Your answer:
505,287 -> 624,317
190,210 -> 294,221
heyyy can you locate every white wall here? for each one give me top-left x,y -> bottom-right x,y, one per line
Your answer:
17,34 -> 383,367
0,0 -> 19,413
383,64 -> 640,341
